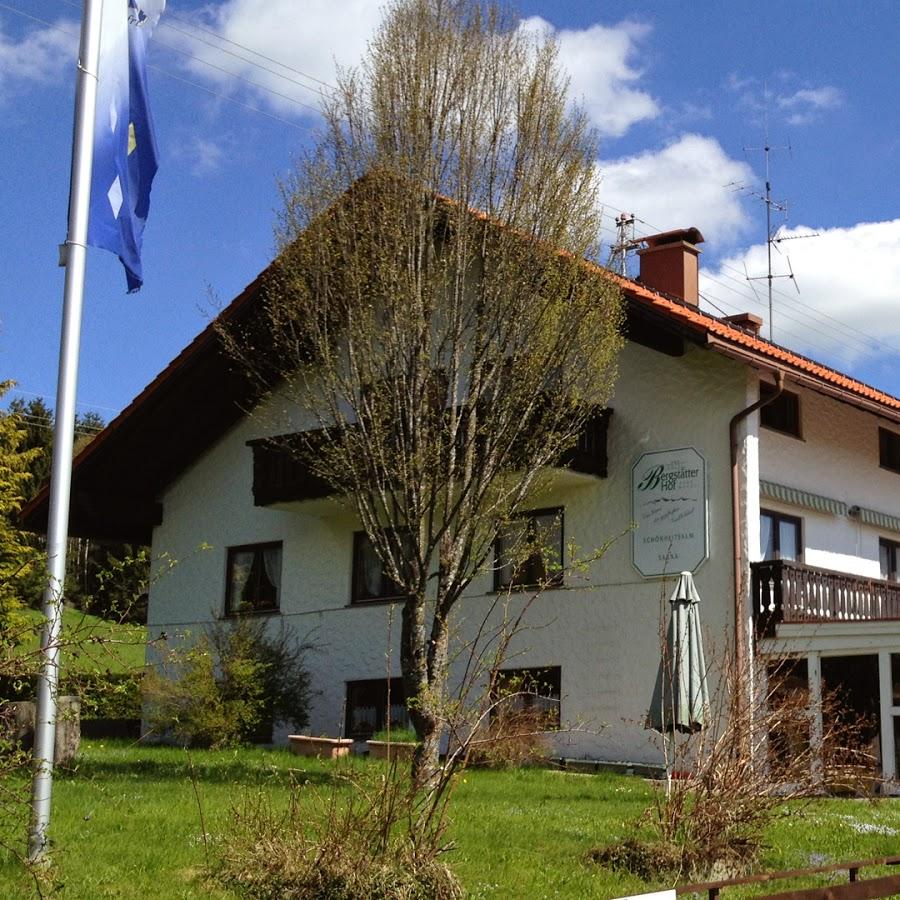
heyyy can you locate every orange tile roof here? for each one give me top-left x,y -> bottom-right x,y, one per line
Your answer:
604,267 -> 900,416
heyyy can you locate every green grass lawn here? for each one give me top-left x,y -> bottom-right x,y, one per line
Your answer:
16,608 -> 147,673
1,741 -> 898,899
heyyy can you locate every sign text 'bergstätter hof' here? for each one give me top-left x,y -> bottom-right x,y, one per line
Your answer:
632,447 -> 708,577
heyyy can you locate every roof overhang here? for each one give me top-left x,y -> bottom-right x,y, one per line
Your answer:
19,269 -> 272,544
705,334 -> 900,427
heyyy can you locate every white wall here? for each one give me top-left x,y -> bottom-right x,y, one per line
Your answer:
147,338 -> 749,763
758,385 -> 900,577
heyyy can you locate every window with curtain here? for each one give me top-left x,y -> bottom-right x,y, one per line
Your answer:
345,678 -> 409,740
760,510 -> 802,561
351,531 -> 412,603
225,542 -> 282,615
494,508 -> 564,590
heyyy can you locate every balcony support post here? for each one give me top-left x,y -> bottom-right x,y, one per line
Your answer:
808,652 -> 824,788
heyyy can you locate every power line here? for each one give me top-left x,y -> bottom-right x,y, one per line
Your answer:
160,5 -> 337,91
10,413 -> 104,439
701,272 -> 885,360
710,264 -> 898,359
152,35 -> 323,117
53,0 -> 325,117
0,3 -> 316,132
718,260 -> 900,357
7,386 -> 120,414
149,65 -> 314,131
0,0 -> 66,31
157,16 -> 334,100
605,191 -> 899,362
700,286 -> 820,352
697,292 -> 732,319
10,2 -> 896,366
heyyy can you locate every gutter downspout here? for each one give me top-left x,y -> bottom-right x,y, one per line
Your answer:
729,370 -> 784,710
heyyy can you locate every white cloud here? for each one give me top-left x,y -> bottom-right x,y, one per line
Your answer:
724,74 -> 843,126
171,135 -> 228,176
168,5 -> 661,136
168,0 -> 381,115
777,86 -> 843,125
0,19 -> 77,98
702,221 -> 900,363
169,7 -> 660,136
519,16 -> 658,138
599,134 -> 754,245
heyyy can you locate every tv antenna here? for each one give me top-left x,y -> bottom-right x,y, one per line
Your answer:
607,211 -> 636,276
733,102 -> 818,340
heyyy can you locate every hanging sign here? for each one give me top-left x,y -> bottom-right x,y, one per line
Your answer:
632,447 -> 708,577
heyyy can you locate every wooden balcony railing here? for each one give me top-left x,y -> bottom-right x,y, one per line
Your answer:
249,407 -> 612,508
248,432 -> 333,507
751,559 -> 900,636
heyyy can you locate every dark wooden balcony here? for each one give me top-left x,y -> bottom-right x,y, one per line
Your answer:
248,432 -> 334,507
249,408 -> 612,508
558,407 -> 612,478
751,559 -> 900,637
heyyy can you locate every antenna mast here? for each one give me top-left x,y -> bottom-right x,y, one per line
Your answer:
608,212 -> 636,276
744,118 -> 790,340
760,135 -> 786,341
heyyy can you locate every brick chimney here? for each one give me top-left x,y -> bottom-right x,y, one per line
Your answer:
636,227 -> 704,306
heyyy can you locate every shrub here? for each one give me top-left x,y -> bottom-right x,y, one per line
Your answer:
588,837 -> 686,882
216,770 -> 462,900
64,671 -> 143,721
468,707 -> 552,769
143,618 -> 313,748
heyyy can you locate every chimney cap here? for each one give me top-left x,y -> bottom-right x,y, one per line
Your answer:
641,227 -> 705,250
721,312 -> 763,335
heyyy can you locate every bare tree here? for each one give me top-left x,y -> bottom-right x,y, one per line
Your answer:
223,0 -> 623,790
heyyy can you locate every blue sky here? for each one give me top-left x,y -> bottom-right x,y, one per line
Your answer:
2,0 -> 900,421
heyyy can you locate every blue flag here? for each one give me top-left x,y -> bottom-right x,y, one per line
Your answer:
88,0 -> 164,293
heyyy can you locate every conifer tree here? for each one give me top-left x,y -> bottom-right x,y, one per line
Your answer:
0,383 -> 41,627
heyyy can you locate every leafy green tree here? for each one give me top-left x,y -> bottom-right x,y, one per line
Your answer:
224,0 -> 623,790
0,384 -> 41,628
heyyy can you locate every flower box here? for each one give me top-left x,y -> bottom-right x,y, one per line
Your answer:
288,735 -> 354,759
366,740 -> 418,762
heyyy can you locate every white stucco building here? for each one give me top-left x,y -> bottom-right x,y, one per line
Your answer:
23,228 -> 900,783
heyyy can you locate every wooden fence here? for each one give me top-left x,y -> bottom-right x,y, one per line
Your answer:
677,854 -> 900,899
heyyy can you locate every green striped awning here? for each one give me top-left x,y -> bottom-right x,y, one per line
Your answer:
759,480 -> 847,516
857,506 -> 900,534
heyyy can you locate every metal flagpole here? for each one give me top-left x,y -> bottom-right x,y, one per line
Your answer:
28,0 -> 104,862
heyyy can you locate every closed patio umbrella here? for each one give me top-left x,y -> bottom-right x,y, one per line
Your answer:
647,571 -> 710,735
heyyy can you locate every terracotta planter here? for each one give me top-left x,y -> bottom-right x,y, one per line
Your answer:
288,735 -> 354,759
366,740 -> 417,762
